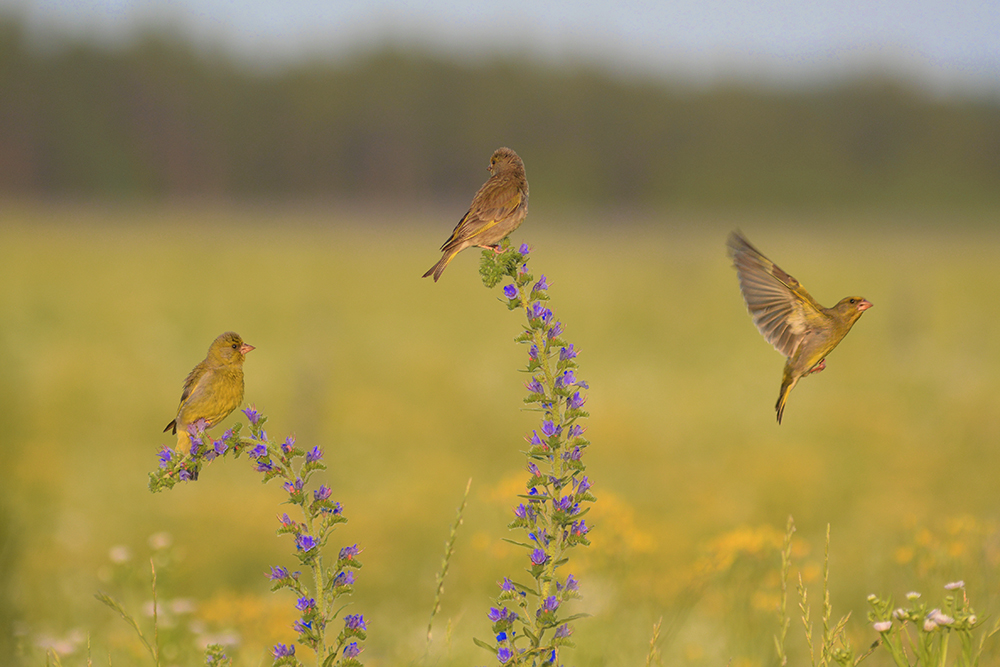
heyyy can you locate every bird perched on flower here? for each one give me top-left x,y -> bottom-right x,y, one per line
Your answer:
423,147 -> 528,282
727,231 -> 872,424
164,332 -> 254,451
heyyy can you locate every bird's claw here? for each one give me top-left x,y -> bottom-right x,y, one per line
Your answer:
808,359 -> 826,375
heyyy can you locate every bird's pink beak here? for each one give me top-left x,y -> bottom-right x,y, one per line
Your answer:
857,300 -> 873,312
241,343 -> 255,354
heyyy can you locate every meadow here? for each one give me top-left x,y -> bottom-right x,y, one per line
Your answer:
1,202 -> 999,666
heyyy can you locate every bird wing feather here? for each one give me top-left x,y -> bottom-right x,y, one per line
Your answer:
728,232 -> 826,359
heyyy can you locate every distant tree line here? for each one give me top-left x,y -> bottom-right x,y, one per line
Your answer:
1,18 -> 998,208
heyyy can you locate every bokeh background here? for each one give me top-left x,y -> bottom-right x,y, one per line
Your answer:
1,1 -> 999,665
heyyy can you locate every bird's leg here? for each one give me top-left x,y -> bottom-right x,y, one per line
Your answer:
807,359 -> 826,375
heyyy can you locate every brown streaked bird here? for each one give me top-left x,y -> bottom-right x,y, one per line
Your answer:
165,331 -> 254,452
423,147 -> 528,282
726,231 -> 872,424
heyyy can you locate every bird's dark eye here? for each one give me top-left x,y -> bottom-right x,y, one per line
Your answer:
849,298 -> 856,304
232,343 -> 239,349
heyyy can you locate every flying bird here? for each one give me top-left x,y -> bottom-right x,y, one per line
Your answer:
727,231 -> 872,423
423,147 -> 528,281
165,331 -> 254,452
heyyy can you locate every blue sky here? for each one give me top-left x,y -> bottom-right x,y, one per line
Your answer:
4,0 -> 999,92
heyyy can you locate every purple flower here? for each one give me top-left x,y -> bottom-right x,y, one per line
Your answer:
157,446 -> 174,468
306,446 -> 323,463
343,642 -> 362,659
568,391 -> 586,410
488,607 -> 504,622
571,520 -> 589,537
559,345 -> 577,361
528,431 -> 544,447
563,446 -> 582,461
554,624 -> 572,639
221,428 -> 234,443
242,405 -> 260,425
267,565 -> 289,581
547,321 -> 563,339
554,496 -> 576,513
503,284 -> 518,299
344,614 -> 367,631
525,377 -> 544,394
519,243 -> 530,255
575,476 -> 592,495
293,618 -> 312,633
189,437 -> 203,456
528,344 -> 539,360
281,436 -> 296,454
532,275 -> 549,292
567,424 -> 585,439
272,643 -> 295,658
541,596 -> 559,613
527,462 -> 541,477
284,478 -> 304,495
496,631 -> 508,642
278,513 -> 295,527
497,647 -> 513,663
333,570 -> 355,587
500,577 -> 516,593
564,574 -> 579,592
255,460 -> 274,473
530,549 -> 548,566
178,469 -> 192,481
259,429 -> 268,442
250,444 -> 267,459
339,544 -> 361,560
541,420 -> 561,438
213,439 -> 228,456
295,596 -> 315,611
513,504 -> 535,520
313,485 -> 332,501
295,535 -> 317,552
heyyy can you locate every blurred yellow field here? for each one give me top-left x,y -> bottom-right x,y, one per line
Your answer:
2,203 -> 999,665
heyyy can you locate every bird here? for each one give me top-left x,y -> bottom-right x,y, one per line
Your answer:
726,231 -> 872,424
423,147 -> 528,282
164,331 -> 254,452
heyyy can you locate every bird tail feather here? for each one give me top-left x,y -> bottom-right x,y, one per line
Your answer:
422,249 -> 459,282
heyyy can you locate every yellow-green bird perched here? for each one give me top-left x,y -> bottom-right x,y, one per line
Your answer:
164,332 -> 254,452
727,231 -> 872,424
423,147 -> 528,282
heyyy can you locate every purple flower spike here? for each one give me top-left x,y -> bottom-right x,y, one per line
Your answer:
157,446 -> 173,468
313,485 -> 332,501
519,243 -> 530,255
281,435 -> 295,454
530,549 -> 548,565
242,405 -> 260,425
533,275 -> 549,292
339,543 -> 361,560
554,624 -> 573,639
333,570 -> 355,587
541,420 -> 561,437
268,565 -> 289,581
500,577 -> 516,593
503,284 -> 518,299
527,462 -> 541,477
306,446 -> 323,462
528,430 -> 544,446
565,574 -> 579,591
559,344 -> 577,361
547,321 -> 563,338
568,391 -> 586,410
571,520 -> 589,537
541,596 -> 559,612
497,647 -> 513,663
295,535 -> 317,552
295,596 -> 315,611
251,444 -> 267,459
525,377 -> 544,394
343,642 -> 362,659
272,643 -> 295,658
213,439 -> 228,456
528,344 -> 539,360
344,613 -> 367,631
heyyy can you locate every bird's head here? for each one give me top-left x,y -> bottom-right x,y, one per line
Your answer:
488,147 -> 523,176
835,297 -> 873,322
209,331 -> 254,365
